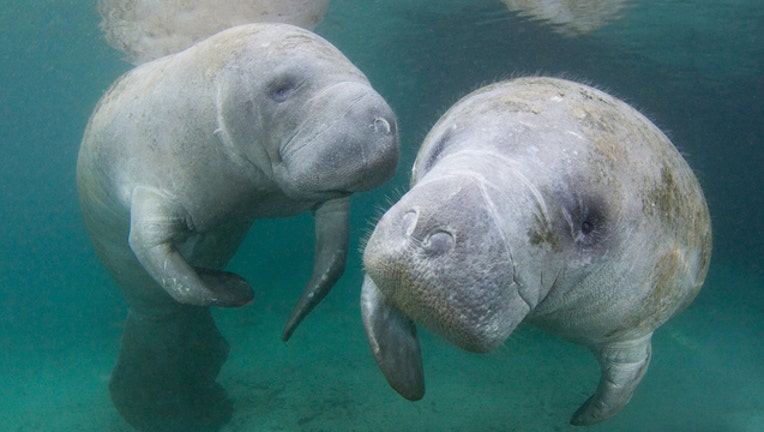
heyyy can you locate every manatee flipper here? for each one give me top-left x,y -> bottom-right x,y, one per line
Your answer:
282,197 -> 349,340
129,186 -> 254,307
570,334 -> 653,425
110,305 -> 233,432
361,274 -> 425,401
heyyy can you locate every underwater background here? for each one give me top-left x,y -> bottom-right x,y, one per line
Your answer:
0,0 -> 762,430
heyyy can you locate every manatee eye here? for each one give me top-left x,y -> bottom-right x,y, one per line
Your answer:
574,206 -> 606,248
423,129 -> 452,172
581,220 -> 593,235
267,76 -> 301,103
557,191 -> 608,249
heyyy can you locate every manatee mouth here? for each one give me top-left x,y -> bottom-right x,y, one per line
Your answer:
326,189 -> 353,199
286,188 -> 352,202
361,274 -> 425,401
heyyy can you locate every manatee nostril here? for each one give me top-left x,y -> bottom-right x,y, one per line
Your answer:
422,230 -> 454,256
401,210 -> 418,237
399,210 -> 453,255
372,117 -> 391,135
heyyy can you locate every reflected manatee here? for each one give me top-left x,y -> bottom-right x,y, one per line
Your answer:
96,0 -> 330,64
501,0 -> 629,35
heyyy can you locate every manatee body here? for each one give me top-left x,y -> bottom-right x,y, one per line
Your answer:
361,77 -> 710,425
77,23 -> 398,431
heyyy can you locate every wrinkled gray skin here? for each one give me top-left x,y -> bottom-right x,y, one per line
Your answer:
361,77 -> 711,426
77,23 -> 398,432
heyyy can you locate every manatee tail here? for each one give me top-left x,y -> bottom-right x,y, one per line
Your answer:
109,305 -> 233,432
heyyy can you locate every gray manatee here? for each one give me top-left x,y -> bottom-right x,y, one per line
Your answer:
361,77 -> 711,425
77,23 -> 398,431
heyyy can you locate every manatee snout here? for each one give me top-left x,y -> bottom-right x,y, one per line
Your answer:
361,176 -> 531,402
363,176 -> 527,355
284,82 -> 398,195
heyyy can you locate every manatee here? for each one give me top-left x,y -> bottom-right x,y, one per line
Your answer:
97,0 -> 331,64
77,23 -> 398,431
360,77 -> 711,425
500,0 -> 628,36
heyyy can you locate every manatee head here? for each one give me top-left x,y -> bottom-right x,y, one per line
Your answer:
216,24 -> 399,201
363,170 -> 533,354
360,163 -> 536,401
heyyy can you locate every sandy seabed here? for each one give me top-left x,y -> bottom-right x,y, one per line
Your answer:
1,263 -> 761,432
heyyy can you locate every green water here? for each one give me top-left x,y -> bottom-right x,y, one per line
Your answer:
1,1 -> 762,430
